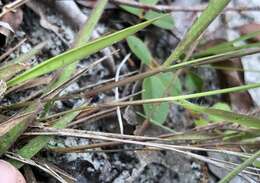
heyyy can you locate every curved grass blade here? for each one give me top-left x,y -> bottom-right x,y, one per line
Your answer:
7,15 -> 164,87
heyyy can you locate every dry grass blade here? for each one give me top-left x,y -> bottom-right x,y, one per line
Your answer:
23,128 -> 259,177
24,127 -> 250,158
5,152 -> 68,183
0,38 -> 26,62
0,112 -> 35,137
79,47 -> 260,98
6,76 -> 52,94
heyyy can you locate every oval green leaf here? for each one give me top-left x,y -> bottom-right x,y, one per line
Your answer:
143,75 -> 169,124
127,35 -> 152,65
142,72 -> 181,124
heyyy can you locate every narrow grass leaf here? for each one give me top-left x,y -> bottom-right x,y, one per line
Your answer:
219,150 -> 260,183
164,0 -> 231,66
176,100 -> 260,129
49,0 -> 110,92
140,0 -> 159,4
208,102 -> 231,122
195,31 -> 260,58
7,16 -> 163,87
10,112 -> 79,169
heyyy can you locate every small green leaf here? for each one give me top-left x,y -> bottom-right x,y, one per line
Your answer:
120,5 -> 142,17
120,0 -> 160,17
185,72 -> 203,92
143,75 -> 169,124
142,72 -> 181,124
120,0 -> 174,30
127,35 -> 152,65
144,11 -> 174,30
159,72 -> 182,96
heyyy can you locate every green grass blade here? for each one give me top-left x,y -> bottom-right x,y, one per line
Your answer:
44,0 -> 109,94
163,0 -> 231,66
40,81 -> 260,123
176,100 -> 260,129
219,150 -> 260,183
74,0 -> 108,46
7,16 -> 163,87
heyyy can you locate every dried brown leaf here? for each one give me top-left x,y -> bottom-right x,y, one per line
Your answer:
0,8 -> 23,46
